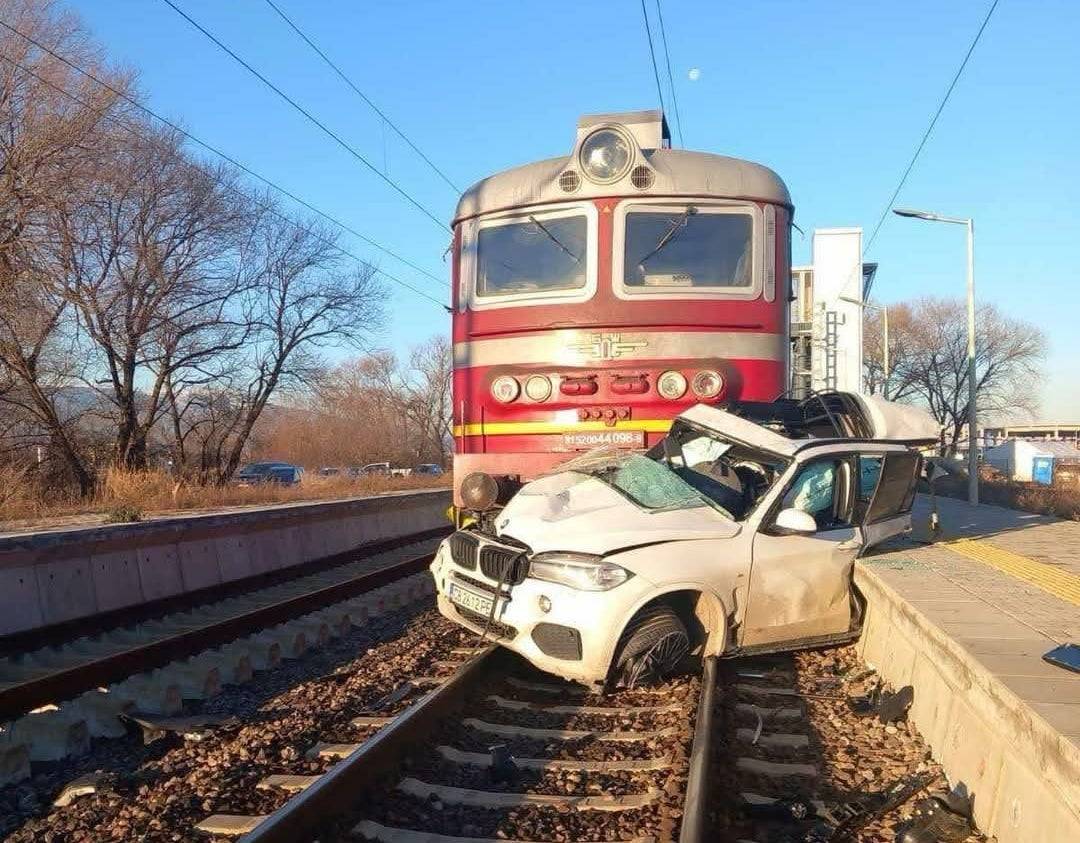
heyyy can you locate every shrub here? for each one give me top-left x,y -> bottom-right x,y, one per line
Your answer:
103,504 -> 143,524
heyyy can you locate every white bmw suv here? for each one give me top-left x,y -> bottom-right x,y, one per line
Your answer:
430,393 -> 937,688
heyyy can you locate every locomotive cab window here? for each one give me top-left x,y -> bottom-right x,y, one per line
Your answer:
612,201 -> 762,300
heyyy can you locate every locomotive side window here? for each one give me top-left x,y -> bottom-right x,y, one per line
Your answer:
476,214 -> 588,297
623,209 -> 753,289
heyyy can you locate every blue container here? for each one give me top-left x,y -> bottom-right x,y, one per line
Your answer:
1032,455 -> 1054,486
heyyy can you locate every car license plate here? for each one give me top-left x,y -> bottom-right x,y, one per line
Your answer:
563,429 -> 645,450
447,581 -> 494,616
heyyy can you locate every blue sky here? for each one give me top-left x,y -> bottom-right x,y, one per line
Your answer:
67,0 -> 1079,420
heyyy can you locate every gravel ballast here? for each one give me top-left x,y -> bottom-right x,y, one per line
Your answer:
1,602 -> 470,842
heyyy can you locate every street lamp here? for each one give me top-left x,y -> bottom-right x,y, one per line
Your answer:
840,296 -> 889,398
892,207 -> 978,506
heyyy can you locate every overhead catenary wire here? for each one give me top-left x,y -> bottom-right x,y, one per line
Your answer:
0,16 -> 448,298
159,0 -> 450,233
260,0 -> 460,193
830,0 -> 1001,303
0,53 -> 446,309
653,0 -> 684,147
639,0 -> 667,116
864,0 -> 1000,252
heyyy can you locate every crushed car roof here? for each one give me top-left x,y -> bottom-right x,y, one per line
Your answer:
680,392 -> 941,457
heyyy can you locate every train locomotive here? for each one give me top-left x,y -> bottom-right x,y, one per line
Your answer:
451,110 -> 792,509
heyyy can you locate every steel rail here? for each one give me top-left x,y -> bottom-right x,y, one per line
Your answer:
243,646 -> 501,843
0,526 -> 450,657
0,547 -> 442,721
679,655 -> 718,843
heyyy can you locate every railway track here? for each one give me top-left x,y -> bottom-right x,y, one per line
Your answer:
0,531 -> 446,781
190,649 -> 716,843
712,650 -> 971,843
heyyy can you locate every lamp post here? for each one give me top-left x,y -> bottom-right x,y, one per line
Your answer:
893,208 -> 978,506
841,296 -> 889,398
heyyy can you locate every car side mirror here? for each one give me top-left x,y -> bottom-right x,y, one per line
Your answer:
774,507 -> 817,536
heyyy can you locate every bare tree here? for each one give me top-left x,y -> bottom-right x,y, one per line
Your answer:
865,296 -> 1047,453
52,126 -> 252,470
0,0 -> 132,494
215,205 -> 384,480
862,301 -> 921,402
259,336 -> 452,470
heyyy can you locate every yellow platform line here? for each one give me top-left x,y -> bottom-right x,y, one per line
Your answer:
944,538 -> 1080,607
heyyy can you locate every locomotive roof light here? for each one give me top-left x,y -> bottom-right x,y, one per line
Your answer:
491,375 -> 520,403
578,127 -> 635,184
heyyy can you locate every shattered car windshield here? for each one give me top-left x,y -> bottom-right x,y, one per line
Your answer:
651,421 -> 790,520
557,450 -> 728,516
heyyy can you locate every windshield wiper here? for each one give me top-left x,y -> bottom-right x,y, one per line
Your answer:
528,215 -> 581,263
637,206 -> 697,272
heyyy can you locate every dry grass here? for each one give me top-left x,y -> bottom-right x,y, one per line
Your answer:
0,467 -> 450,533
933,474 -> 1080,521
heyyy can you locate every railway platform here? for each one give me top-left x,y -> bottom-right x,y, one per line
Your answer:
856,494 -> 1080,843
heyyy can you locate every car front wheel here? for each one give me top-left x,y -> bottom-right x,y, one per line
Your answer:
608,605 -> 689,690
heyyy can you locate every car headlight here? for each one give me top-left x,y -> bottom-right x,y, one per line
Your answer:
579,128 -> 633,184
657,370 -> 688,400
528,552 -> 632,591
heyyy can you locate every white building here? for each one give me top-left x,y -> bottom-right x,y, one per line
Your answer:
983,438 -> 1080,483
790,227 -> 877,397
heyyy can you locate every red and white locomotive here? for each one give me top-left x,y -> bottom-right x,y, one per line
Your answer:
451,111 -> 792,506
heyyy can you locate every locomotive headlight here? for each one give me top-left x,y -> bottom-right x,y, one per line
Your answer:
691,370 -> 725,400
524,375 -> 552,402
460,472 -> 500,511
491,375 -> 520,403
579,128 -> 633,184
657,370 -> 688,400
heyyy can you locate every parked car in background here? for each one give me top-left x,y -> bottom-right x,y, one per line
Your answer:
431,392 -> 939,689
413,464 -> 444,477
236,461 -> 303,487
390,466 -> 412,478
318,467 -> 343,477
360,462 -> 391,476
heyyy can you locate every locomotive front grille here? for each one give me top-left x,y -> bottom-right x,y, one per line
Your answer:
479,545 -> 529,585
448,531 -> 479,570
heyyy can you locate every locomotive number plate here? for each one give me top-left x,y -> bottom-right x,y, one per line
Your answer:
563,430 -> 645,450
447,581 -> 495,616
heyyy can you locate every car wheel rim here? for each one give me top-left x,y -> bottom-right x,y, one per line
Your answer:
621,630 -> 689,689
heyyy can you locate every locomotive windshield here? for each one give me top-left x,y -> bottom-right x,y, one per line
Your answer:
476,213 -> 587,297
624,208 -> 753,289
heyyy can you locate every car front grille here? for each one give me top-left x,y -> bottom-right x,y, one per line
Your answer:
453,604 -> 518,640
448,531 -> 479,570
479,545 -> 528,585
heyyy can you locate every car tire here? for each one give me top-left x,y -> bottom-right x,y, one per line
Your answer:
608,605 -> 689,690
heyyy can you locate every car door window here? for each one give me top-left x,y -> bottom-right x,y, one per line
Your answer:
780,458 -> 853,530
864,452 -> 921,524
854,455 -> 883,522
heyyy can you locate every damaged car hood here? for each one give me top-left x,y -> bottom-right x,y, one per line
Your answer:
495,470 -> 739,557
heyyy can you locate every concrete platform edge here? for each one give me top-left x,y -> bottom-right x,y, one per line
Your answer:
855,563 -> 1080,843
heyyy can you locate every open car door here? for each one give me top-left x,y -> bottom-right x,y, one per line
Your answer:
857,451 -> 922,550
740,449 -> 923,652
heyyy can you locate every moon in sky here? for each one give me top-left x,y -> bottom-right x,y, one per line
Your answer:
688,67 -> 701,82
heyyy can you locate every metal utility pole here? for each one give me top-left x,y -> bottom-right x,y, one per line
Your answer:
839,297 -> 889,398
893,208 -> 978,506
